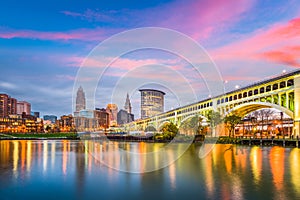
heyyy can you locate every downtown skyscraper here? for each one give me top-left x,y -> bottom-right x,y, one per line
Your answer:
75,86 -> 86,112
124,93 -> 132,114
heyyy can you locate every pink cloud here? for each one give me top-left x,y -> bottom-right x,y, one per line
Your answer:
61,9 -> 115,22
0,27 -> 116,41
64,55 -> 185,71
211,17 -> 300,67
156,0 -> 255,40
259,47 -> 300,67
60,0 -> 255,42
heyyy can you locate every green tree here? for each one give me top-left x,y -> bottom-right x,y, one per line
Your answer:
224,113 -> 242,137
207,110 -> 223,136
161,122 -> 179,140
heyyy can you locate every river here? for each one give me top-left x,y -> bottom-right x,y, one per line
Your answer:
0,140 -> 300,200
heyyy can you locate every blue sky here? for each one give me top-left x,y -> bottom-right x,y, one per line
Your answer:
1,0 -> 300,118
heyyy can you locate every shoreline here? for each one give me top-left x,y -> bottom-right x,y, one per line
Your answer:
1,134 -> 299,148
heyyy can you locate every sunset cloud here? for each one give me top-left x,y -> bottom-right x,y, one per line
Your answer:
61,9 -> 116,22
211,17 -> 300,67
0,27 -> 116,41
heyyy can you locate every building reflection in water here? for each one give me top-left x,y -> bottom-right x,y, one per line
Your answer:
51,141 -> 56,168
250,146 -> 262,184
202,146 -> 214,198
269,147 -> 285,191
290,148 -> 300,194
1,140 -> 300,199
223,145 -> 233,174
20,140 -> 26,173
26,140 -> 32,172
62,140 -> 68,175
269,146 -> 287,200
167,148 -> 176,190
13,141 -> 19,177
43,141 -> 48,173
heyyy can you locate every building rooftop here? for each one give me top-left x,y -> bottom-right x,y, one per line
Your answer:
139,89 -> 166,95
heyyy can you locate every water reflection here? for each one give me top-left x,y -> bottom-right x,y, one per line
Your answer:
290,148 -> 300,194
0,140 -> 299,199
250,146 -> 262,184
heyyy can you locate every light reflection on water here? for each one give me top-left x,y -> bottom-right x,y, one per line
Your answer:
0,140 -> 300,200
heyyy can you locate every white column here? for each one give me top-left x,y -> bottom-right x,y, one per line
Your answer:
286,92 -> 289,110
293,75 -> 300,137
278,92 -> 282,106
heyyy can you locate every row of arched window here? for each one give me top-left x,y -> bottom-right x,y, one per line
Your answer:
217,79 -> 294,105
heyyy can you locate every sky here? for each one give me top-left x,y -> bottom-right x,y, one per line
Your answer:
1,0 -> 300,118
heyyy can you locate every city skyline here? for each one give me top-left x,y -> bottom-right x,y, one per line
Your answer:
1,0 -> 300,117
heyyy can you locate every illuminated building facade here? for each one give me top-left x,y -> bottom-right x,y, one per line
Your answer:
75,86 -> 86,112
139,89 -> 165,119
0,114 -> 44,133
94,108 -> 110,129
0,94 -> 17,118
57,115 -> 75,132
117,109 -> 134,125
17,101 -> 31,115
74,108 -> 110,131
106,104 -> 118,126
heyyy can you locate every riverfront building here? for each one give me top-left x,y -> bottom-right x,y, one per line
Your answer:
139,89 -> 165,119
117,109 -> 134,125
106,104 -> 118,126
17,101 -> 31,115
74,108 -> 110,131
0,94 -> 17,118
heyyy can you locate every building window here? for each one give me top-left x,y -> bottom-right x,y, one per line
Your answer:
260,87 -> 265,93
273,83 -> 278,90
243,92 -> 247,98
248,90 -> 253,96
266,85 -> 271,92
254,89 -> 258,95
238,93 -> 242,99
280,81 -> 286,88
287,79 -> 294,86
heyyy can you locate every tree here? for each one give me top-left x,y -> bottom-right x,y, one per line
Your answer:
224,113 -> 242,137
262,109 -> 275,136
180,115 -> 205,135
207,110 -> 223,136
161,122 -> 179,140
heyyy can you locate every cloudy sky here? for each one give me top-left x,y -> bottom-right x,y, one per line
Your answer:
1,0 -> 300,118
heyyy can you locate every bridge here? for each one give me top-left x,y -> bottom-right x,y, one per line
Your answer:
124,69 -> 300,136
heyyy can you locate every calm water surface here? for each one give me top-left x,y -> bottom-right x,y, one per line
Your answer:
0,140 -> 300,200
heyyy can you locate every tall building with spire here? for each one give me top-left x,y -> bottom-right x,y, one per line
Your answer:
117,93 -> 134,125
124,93 -> 132,114
76,86 -> 86,112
